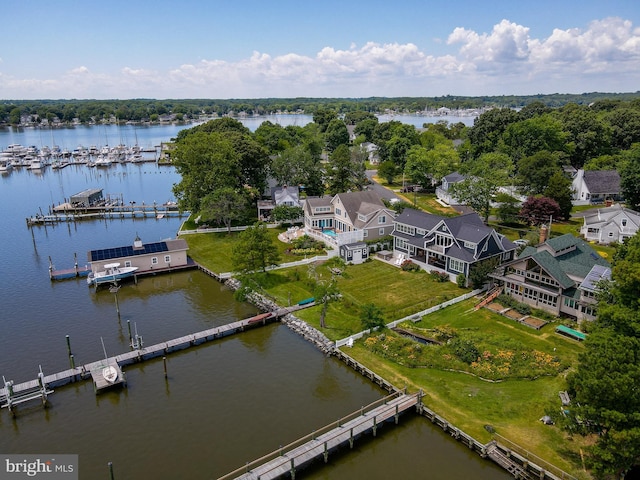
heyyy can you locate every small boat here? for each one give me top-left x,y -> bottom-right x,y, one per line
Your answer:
87,262 -> 138,286
102,365 -> 118,383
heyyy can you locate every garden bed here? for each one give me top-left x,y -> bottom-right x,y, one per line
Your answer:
522,316 -> 548,330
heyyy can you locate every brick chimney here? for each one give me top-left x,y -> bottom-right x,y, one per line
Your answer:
539,225 -> 549,244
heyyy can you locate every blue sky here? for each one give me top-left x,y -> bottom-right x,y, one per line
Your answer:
1,0 -> 639,99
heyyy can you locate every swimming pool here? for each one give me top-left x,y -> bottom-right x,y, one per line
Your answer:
322,229 -> 337,237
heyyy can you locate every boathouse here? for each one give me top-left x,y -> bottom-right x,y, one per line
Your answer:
70,188 -> 104,207
87,236 -> 189,276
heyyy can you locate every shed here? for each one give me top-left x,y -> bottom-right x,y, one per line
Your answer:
70,188 -> 104,207
339,242 -> 368,265
555,325 -> 587,341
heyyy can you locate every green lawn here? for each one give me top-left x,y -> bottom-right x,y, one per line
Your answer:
345,299 -> 590,478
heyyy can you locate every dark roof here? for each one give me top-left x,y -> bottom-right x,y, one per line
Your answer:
89,238 -> 187,262
395,208 -> 490,244
583,170 -> 621,195
443,171 -> 465,183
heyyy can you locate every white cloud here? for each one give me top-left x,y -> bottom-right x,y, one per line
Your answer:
1,17 -> 639,99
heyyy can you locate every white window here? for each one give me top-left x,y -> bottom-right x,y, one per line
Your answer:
379,228 -> 385,235
449,258 -> 464,273
622,219 -> 627,227
608,232 -> 614,237
378,215 -> 386,224
164,255 -> 171,263
363,230 -> 368,237
358,213 -> 367,222
151,257 -> 158,265
335,208 -> 342,216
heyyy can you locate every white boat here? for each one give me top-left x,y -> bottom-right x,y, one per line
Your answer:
0,160 -> 12,173
94,154 -> 112,167
102,365 -> 119,383
87,263 -> 138,286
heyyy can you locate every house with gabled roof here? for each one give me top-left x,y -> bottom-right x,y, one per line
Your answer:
436,171 -> 465,205
572,169 -> 623,205
391,208 -> 517,284
303,190 -> 396,247
490,234 -> 611,321
579,203 -> 640,244
257,185 -> 303,222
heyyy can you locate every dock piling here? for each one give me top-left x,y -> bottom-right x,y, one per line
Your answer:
163,356 -> 167,378
108,461 -> 115,480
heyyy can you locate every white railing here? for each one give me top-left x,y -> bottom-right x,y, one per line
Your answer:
179,223 -> 280,235
336,288 -> 484,348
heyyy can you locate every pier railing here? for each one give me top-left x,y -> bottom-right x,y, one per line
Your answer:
217,390 -> 417,480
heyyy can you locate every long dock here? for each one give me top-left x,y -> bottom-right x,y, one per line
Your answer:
0,305 -> 309,408
220,391 -> 420,480
27,205 -> 189,226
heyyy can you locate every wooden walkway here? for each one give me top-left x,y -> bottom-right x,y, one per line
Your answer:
0,305 -> 307,405
220,392 -> 420,480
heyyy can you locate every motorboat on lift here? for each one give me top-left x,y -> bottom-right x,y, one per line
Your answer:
87,263 -> 138,286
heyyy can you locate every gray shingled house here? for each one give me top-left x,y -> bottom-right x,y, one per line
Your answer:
391,208 -> 517,285
572,169 -> 623,205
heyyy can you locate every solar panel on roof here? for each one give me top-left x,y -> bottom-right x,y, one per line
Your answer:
90,242 -> 168,262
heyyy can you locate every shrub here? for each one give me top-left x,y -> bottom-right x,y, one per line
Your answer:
429,271 -> 449,282
456,273 -> 467,288
449,338 -> 480,364
401,260 -> 421,272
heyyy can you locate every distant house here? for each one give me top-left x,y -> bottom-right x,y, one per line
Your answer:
303,190 -> 396,247
435,172 -> 465,205
579,203 -> 640,244
360,142 -> 380,164
257,186 -> 303,222
391,208 -> 517,284
87,236 -> 189,276
572,169 -> 623,205
490,234 -> 611,321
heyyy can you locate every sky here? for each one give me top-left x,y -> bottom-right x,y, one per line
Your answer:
1,0 -> 639,100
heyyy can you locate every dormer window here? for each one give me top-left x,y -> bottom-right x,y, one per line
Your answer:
622,219 -> 627,227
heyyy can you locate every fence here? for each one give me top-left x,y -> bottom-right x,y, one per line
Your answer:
335,288 -> 484,348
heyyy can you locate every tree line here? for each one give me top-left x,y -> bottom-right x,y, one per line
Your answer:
2,92 -> 639,126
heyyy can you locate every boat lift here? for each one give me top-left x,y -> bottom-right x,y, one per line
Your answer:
1,366 -> 54,413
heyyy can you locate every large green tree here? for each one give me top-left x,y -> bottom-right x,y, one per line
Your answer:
543,171 -> 573,220
516,150 -> 564,195
172,131 -> 241,212
450,152 -> 513,223
231,223 -> 281,274
565,233 -> 640,478
200,187 -> 250,233
620,144 -> 640,210
324,118 -> 350,153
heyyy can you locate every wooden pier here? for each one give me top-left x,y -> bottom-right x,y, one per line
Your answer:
27,203 -> 189,226
0,305 -> 307,410
219,391 -> 420,480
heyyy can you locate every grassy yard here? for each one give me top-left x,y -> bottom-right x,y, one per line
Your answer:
183,226 -> 326,274
181,227 -> 593,478
345,299 -> 591,478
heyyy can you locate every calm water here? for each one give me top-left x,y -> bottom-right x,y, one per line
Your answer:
0,128 -> 507,480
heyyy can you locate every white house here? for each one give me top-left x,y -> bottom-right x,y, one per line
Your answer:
580,204 -> 640,244
572,169 -> 623,205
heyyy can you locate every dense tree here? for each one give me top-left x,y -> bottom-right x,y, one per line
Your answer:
360,303 -> 385,331
231,223 -> 281,274
306,263 -> 341,329
556,103 -> 610,168
518,196 -> 561,225
543,171 -> 573,220
404,142 -> 459,189
353,117 -> 379,142
467,107 -> 519,158
271,205 -> 304,225
312,108 -> 338,133
517,150 -> 564,195
324,118 -> 349,153
495,193 -> 522,224
200,187 -> 249,233
501,115 -> 568,162
619,144 -> 640,210
450,152 -> 513,223
377,161 -> 397,185
325,144 -> 362,195
564,233 -> 640,478
171,131 -> 241,212
606,106 -> 640,151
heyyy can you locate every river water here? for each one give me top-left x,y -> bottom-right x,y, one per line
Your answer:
0,120 -> 508,479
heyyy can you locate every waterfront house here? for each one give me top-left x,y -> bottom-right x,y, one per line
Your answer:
87,236 -> 189,276
303,190 -> 396,247
579,203 -> 640,244
571,169 -> 623,205
489,233 -> 611,321
391,208 -> 516,284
